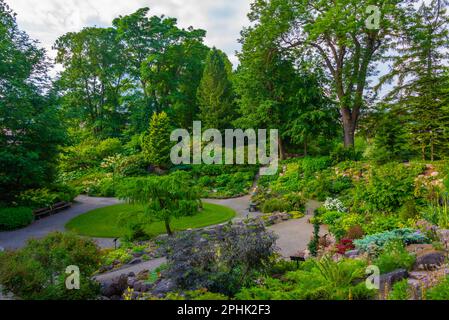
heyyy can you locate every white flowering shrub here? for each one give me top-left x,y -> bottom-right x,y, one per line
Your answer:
324,198 -> 347,213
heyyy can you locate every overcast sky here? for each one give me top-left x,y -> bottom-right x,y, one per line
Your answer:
8,0 -> 252,67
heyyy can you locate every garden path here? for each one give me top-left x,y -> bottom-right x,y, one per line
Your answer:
268,200 -> 327,258
0,196 -> 121,250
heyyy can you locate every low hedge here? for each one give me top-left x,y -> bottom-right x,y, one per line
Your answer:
0,207 -> 34,231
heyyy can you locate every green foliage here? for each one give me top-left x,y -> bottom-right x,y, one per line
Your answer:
102,248 -> 133,266
118,172 -> 201,235
389,279 -> 411,300
190,164 -> 258,198
236,257 -> 374,300
354,229 -> 428,253
308,221 -> 321,257
0,232 -> 101,300
142,112 -> 172,169
164,289 -> 229,301
59,138 -> 123,172
17,185 -> 77,209
116,154 -> 148,177
353,163 -> 423,214
164,222 -> 277,296
0,1 -> 65,203
427,277 -> 449,300
0,207 -> 33,231
377,0 -> 449,161
197,48 -> 235,130
373,241 -> 416,274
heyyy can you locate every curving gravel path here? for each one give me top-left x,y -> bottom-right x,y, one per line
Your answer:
0,193 -> 325,286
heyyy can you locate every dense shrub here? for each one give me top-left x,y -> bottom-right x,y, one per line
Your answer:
353,163 -> 423,214
0,232 -> 101,300
163,222 -> 277,296
17,185 -> 77,209
116,154 -> 148,177
59,138 -> 123,172
236,257 -> 375,300
0,207 -> 34,231
427,277 -> 449,300
354,229 -> 428,253
388,279 -> 411,300
363,214 -> 407,235
373,241 -> 416,274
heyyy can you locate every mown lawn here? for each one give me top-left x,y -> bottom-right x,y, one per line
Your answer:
65,202 -> 236,238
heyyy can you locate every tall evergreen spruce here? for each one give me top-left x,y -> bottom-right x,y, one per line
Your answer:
197,48 -> 235,131
379,0 -> 449,160
142,112 -> 172,169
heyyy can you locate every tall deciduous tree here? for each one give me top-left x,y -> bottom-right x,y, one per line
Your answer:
197,48 -> 236,130
0,0 -> 65,201
236,14 -> 338,157
244,0 -> 410,148
54,27 -> 128,138
113,8 -> 209,131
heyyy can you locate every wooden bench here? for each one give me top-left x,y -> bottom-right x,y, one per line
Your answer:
33,202 -> 72,220
290,252 -> 306,268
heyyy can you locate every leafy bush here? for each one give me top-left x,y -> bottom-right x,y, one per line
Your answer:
123,222 -> 151,242
17,185 -> 77,209
300,157 -> 332,177
330,144 -> 363,164
336,239 -> 355,255
354,229 -> 428,253
363,214 -> 406,235
236,257 -> 375,300
102,248 -> 133,266
327,213 -> 365,241
0,207 -> 34,231
345,225 -> 365,240
262,198 -> 291,213
163,222 -> 277,296
59,138 -> 123,172
373,241 -> 416,274
389,279 -> 411,300
427,277 -> 449,300
353,163 -> 423,214
0,232 -> 101,300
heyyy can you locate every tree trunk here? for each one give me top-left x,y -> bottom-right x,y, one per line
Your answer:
342,108 -> 356,148
278,137 -> 285,161
165,219 -> 173,236
304,140 -> 308,157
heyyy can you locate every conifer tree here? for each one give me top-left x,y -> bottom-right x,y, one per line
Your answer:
379,0 -> 449,160
142,112 -> 172,169
197,48 -> 235,130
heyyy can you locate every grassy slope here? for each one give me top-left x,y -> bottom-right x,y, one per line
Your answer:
65,202 -> 236,238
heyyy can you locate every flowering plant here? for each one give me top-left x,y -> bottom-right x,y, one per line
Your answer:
324,198 -> 347,213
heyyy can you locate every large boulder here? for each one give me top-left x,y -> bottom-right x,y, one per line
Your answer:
379,269 -> 409,290
100,274 -> 129,298
414,251 -> 446,271
151,279 -> 176,297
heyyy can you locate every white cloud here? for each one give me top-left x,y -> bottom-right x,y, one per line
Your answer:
7,0 -> 252,67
